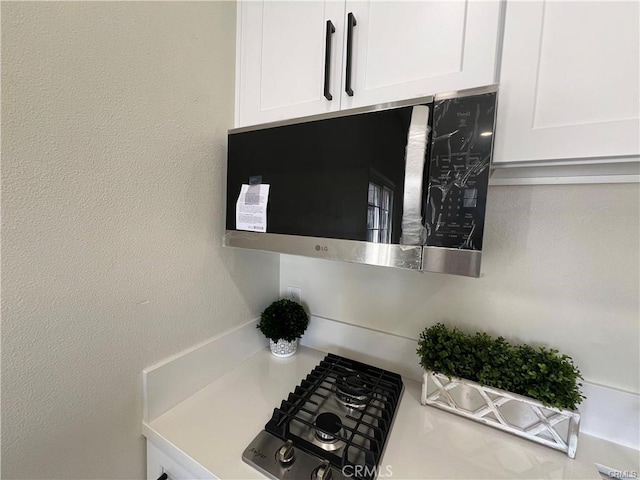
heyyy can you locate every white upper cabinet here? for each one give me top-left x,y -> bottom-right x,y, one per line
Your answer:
340,1 -> 501,109
236,1 -> 346,127
493,1 -> 640,165
235,0 -> 502,127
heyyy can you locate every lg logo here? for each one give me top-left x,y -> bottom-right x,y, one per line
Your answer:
315,245 -> 328,252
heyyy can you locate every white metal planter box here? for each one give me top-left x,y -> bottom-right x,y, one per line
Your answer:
421,371 -> 581,458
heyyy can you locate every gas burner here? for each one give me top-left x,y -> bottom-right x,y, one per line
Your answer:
334,372 -> 372,409
309,412 -> 344,452
314,412 -> 342,443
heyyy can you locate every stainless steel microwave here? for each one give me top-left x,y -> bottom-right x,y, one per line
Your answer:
225,85 -> 498,277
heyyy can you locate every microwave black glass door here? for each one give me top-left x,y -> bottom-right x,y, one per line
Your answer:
227,106 -> 429,245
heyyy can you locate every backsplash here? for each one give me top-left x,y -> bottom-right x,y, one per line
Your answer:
280,183 -> 640,395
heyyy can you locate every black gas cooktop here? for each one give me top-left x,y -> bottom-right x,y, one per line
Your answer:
242,353 -> 404,480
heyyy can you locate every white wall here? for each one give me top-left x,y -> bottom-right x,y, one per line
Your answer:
281,183 -> 640,394
1,2 -> 278,478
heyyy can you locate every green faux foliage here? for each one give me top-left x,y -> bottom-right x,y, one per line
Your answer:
417,323 -> 585,410
257,299 -> 309,342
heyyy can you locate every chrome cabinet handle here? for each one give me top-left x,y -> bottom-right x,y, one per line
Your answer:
324,20 -> 335,101
345,12 -> 357,97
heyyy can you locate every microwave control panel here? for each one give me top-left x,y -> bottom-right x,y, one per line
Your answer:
424,91 -> 497,251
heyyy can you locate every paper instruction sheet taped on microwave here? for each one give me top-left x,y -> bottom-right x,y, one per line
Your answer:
236,184 -> 270,232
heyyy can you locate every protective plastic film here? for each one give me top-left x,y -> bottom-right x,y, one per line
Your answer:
425,91 -> 497,250
400,106 -> 430,245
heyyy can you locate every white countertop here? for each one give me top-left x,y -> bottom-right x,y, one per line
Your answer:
143,346 -> 639,480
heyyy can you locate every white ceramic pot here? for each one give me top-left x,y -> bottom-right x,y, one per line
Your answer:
269,338 -> 299,358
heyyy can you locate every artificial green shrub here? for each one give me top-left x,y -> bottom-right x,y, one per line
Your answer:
417,323 -> 585,410
257,299 -> 309,342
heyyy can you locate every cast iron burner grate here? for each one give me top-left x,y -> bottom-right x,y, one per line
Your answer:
264,353 -> 404,480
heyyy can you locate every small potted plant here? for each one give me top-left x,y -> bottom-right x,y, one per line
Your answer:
417,323 -> 585,458
258,299 -> 309,357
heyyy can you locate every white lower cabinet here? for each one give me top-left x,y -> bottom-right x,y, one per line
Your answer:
147,441 -> 203,480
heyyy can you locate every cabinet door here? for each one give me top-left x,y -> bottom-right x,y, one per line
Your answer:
236,1 -> 345,127
493,1 -> 640,164
340,1 -> 501,109
146,441 -> 202,480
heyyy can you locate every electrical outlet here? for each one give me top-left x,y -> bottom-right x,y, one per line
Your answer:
286,286 -> 302,304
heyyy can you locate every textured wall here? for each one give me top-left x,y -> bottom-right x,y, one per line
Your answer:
1,2 -> 278,478
281,183 -> 640,394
